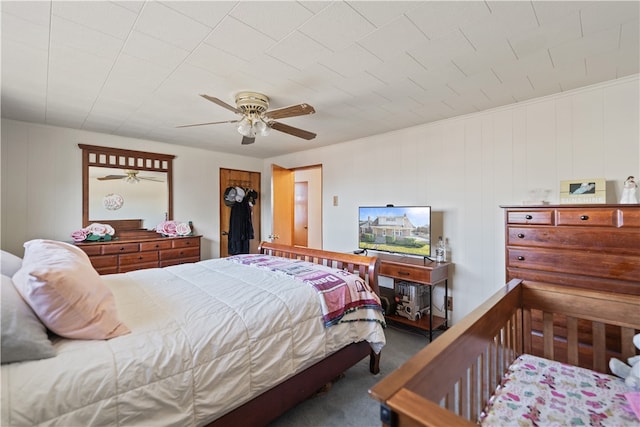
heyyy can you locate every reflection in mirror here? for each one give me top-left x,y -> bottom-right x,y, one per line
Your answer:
89,167 -> 168,229
79,144 -> 174,232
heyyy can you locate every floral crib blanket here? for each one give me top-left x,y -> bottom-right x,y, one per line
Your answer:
480,354 -> 639,426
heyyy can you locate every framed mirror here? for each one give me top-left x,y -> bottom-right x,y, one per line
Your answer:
79,144 -> 174,232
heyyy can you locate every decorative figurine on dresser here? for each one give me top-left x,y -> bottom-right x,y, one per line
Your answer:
75,144 -> 201,274
621,176 -> 639,204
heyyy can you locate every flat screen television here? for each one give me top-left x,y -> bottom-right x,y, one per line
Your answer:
358,205 -> 432,257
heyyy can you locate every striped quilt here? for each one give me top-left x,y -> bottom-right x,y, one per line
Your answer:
226,254 -> 386,328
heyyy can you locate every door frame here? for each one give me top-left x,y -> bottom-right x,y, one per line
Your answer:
219,168 -> 261,257
271,164 -> 322,249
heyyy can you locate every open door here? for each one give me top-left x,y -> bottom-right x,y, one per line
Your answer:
271,164 -> 294,245
294,181 -> 308,247
220,168 -> 261,257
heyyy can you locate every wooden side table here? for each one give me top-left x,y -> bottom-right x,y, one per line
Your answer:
377,253 -> 451,340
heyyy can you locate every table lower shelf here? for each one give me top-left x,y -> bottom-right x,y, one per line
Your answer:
385,313 -> 447,333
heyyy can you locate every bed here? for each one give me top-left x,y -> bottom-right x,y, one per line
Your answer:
369,279 -> 640,426
1,241 -> 385,426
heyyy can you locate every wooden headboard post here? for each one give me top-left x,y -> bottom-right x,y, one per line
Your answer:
258,241 -> 380,296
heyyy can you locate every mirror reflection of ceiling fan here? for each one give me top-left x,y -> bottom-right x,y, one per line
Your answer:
177,92 -> 316,145
97,170 -> 164,184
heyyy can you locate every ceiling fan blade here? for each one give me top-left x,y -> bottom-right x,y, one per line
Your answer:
241,136 -> 256,145
97,175 -> 127,180
176,119 -> 239,128
139,177 -> 165,182
269,121 -> 316,140
200,94 -> 241,114
264,103 -> 315,120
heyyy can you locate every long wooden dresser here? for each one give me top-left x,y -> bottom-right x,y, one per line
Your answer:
502,204 -> 640,295
76,235 -> 201,274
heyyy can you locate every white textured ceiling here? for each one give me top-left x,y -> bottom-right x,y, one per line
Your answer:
2,1 -> 639,158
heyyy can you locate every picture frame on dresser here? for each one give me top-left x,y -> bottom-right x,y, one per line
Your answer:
559,178 -> 606,204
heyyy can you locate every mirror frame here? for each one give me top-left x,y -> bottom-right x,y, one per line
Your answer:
79,144 -> 175,229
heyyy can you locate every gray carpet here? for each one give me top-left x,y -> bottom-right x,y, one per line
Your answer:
268,324 -> 441,427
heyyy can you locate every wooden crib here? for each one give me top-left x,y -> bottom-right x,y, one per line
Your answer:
369,279 -> 640,426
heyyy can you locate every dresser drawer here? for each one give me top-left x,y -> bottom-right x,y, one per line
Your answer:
119,251 -> 159,265
507,226 -> 640,254
119,262 -> 158,273
556,208 -> 618,227
380,262 -> 450,284
95,266 -> 118,275
140,240 -> 173,251
620,208 -> 640,228
172,237 -> 200,248
78,245 -> 102,256
102,243 -> 140,255
507,247 -> 640,282
506,210 -> 554,225
88,255 -> 118,269
159,247 -> 200,261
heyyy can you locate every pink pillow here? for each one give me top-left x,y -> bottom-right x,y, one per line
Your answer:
12,239 -> 130,340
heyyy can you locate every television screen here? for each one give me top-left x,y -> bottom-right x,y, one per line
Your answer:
358,206 -> 432,257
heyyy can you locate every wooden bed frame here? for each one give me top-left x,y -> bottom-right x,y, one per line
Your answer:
370,279 -> 640,427
207,242 -> 382,427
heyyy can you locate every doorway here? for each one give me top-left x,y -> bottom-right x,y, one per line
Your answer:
219,168 -> 261,258
271,164 -> 322,249
294,182 -> 308,247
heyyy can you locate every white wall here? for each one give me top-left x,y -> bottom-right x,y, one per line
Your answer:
263,75 -> 640,323
0,120 -> 263,260
2,76 -> 638,323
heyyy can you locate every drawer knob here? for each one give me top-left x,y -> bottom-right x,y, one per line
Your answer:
517,256 -> 525,261
138,256 -> 143,260
398,271 -> 410,276
525,214 -> 533,220
580,215 -> 589,221
517,233 -> 525,239
119,247 -> 125,251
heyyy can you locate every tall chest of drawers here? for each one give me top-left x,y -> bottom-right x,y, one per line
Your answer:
76,235 -> 201,274
502,205 -> 640,295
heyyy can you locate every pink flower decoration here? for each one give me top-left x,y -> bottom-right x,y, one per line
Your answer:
176,222 -> 191,236
71,229 -> 90,242
85,223 -> 114,237
155,220 -> 191,237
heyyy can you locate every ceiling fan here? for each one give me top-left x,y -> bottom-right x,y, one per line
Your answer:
97,170 -> 164,184
177,92 -> 316,145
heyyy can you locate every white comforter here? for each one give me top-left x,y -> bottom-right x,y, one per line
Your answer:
1,258 -> 386,426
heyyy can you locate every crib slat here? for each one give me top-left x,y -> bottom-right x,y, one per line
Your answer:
622,327 -> 637,361
470,358 -> 479,421
567,316 -> 579,366
460,369 -> 469,420
592,322 -> 606,373
523,308 -> 532,354
489,339 -> 496,393
543,311 -> 554,360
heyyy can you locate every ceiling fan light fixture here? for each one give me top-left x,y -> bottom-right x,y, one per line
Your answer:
237,116 -> 252,136
124,171 -> 141,184
253,119 -> 270,136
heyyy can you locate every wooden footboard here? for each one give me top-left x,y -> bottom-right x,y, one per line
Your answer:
207,243 -> 382,427
369,279 -> 640,427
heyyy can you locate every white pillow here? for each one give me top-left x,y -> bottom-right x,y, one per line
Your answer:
12,239 -> 130,340
1,274 -> 55,364
1,249 -> 22,276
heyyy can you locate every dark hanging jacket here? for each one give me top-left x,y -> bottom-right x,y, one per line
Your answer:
228,198 -> 254,255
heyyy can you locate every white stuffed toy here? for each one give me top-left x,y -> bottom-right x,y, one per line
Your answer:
610,333 -> 640,390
